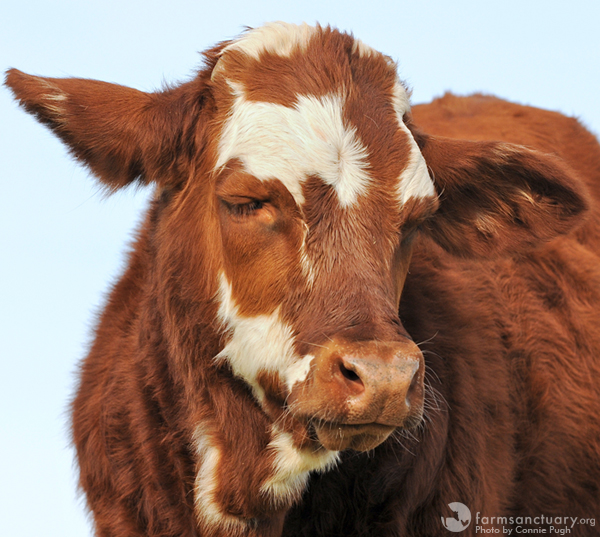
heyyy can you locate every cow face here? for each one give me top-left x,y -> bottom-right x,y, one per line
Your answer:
6,22 -> 588,457
204,23 -> 437,451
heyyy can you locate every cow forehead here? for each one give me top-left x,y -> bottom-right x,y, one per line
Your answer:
216,84 -> 372,207
212,22 -> 435,210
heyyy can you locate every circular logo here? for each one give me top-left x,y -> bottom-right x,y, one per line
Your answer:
441,502 -> 472,532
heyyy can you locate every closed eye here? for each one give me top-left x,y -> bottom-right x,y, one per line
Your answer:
225,199 -> 266,217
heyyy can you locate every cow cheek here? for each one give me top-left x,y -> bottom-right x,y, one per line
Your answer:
220,221 -> 302,316
255,371 -> 287,416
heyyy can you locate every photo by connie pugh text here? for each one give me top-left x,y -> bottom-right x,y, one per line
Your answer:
440,502 -> 597,535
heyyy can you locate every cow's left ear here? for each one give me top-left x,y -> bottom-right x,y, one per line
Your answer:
412,130 -> 590,257
5,69 -> 209,192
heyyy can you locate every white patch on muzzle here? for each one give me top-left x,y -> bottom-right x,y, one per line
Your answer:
284,353 -> 315,392
215,272 -> 314,402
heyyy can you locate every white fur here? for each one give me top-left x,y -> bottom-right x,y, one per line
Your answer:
396,121 -> 435,204
193,423 -> 339,524
284,353 -> 315,392
216,25 -> 432,209
351,38 -> 377,57
193,424 -> 246,533
29,77 -> 69,121
221,21 -> 317,60
391,84 -> 436,204
37,77 -> 67,101
391,81 -> 411,118
212,276 -> 340,509
261,426 -> 340,506
215,272 -> 309,401
216,85 -> 372,208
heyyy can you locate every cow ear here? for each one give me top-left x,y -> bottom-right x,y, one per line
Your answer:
5,69 -> 208,192
412,130 -> 589,257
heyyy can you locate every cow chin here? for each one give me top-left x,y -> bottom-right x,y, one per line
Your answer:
306,403 -> 425,452
312,422 -> 397,452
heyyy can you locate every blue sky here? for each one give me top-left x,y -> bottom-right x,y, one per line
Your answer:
2,1 -> 599,535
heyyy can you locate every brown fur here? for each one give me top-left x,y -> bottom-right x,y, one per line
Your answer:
286,95 -> 600,536
5,25 -> 600,537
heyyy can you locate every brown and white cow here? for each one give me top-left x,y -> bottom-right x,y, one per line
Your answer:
6,22 -> 600,537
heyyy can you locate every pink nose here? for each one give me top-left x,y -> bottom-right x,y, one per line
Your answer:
334,351 -> 422,424
291,338 -> 425,427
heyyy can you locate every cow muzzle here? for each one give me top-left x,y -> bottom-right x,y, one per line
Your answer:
288,338 -> 424,451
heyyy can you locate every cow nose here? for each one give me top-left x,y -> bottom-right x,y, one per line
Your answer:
314,339 -> 425,427
336,354 -> 421,412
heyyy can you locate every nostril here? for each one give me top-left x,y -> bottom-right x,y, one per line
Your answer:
339,362 -> 361,382
333,357 -> 365,395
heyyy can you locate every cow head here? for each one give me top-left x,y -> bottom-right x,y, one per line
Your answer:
206,25 -> 439,452
6,23 -> 588,457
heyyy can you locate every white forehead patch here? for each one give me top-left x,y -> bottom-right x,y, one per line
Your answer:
221,21 -> 318,60
216,83 -> 372,208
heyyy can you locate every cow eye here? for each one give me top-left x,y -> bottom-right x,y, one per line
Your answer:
225,199 -> 265,218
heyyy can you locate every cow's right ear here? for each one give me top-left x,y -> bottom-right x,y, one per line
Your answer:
5,69 -> 209,192
411,129 -> 589,258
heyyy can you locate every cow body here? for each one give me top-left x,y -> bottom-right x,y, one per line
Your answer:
6,23 -> 600,537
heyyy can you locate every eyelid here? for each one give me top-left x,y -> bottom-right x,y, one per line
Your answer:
222,198 -> 267,218
222,195 -> 257,204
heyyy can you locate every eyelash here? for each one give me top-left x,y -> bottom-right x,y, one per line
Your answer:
228,200 -> 265,217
